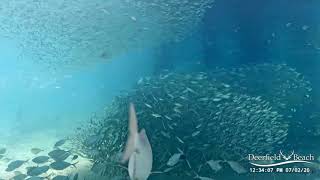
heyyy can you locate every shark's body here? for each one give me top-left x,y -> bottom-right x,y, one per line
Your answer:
122,103 -> 153,180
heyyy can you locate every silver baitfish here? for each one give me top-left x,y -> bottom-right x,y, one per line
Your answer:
166,153 -> 183,167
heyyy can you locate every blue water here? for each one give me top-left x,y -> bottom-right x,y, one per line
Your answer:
0,0 -> 320,179
0,40 -> 155,133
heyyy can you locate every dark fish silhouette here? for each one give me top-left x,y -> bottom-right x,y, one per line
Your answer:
12,173 -> 27,180
0,148 -> 6,154
27,165 -> 49,176
30,148 -> 44,155
48,149 -> 71,161
50,161 -> 78,170
32,156 -> 50,164
54,139 -> 67,148
6,160 -> 28,172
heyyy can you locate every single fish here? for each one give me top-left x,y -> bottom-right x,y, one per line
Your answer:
186,87 -> 197,94
160,131 -> 170,138
12,173 -> 27,180
54,139 -> 67,148
31,148 -> 44,155
130,16 -> 137,21
159,74 -> 170,79
226,161 -> 247,174
176,136 -> 184,144
207,160 -> 222,172
174,103 -> 182,107
32,156 -> 50,164
48,149 -> 71,161
212,98 -> 222,102
151,113 -> 162,118
302,25 -> 309,31
166,153 -> 183,167
192,131 -> 201,137
286,22 -> 292,27
27,165 -> 49,176
194,175 -> 215,180
167,94 -> 174,98
164,115 -> 172,121
122,103 -> 153,180
179,96 -> 188,100
173,108 -> 182,114
0,148 -> 6,154
163,167 -> 174,172
137,78 -> 143,84
6,160 -> 27,172
199,97 -> 209,101
167,124 -> 174,130
50,161 -> 78,170
144,103 -> 152,108
195,124 -> 202,129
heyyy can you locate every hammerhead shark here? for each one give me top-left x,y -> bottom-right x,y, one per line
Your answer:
121,103 -> 153,180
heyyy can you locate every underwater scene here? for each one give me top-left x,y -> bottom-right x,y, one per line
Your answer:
0,0 -> 320,180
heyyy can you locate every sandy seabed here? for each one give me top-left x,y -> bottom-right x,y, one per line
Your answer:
0,129 -> 104,180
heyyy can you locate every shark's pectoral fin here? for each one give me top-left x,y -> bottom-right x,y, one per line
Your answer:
138,129 -> 150,146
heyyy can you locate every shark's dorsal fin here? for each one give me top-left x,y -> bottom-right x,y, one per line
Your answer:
121,103 -> 138,163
